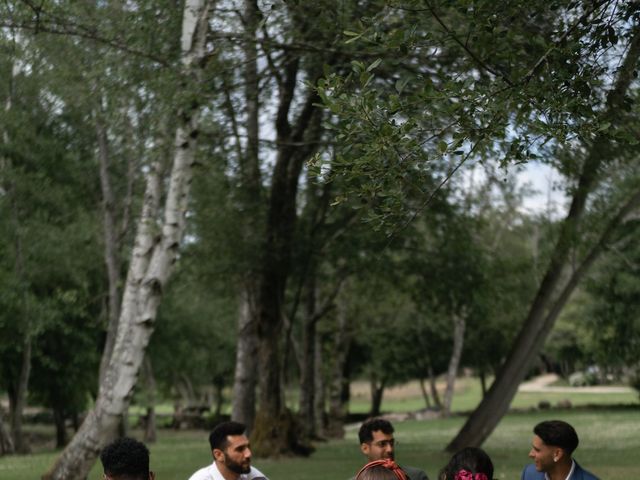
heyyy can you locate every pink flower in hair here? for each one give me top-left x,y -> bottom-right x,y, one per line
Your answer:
454,469 -> 488,480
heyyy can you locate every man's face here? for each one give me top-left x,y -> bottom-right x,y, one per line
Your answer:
361,430 -> 395,461
528,435 -> 560,472
215,434 -> 252,475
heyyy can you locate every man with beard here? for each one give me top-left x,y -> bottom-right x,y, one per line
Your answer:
188,421 -> 268,480
358,418 -> 429,480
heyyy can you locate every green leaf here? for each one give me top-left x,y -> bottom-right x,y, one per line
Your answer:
366,58 -> 382,72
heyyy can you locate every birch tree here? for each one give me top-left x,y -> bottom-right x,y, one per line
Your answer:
42,1 -> 214,478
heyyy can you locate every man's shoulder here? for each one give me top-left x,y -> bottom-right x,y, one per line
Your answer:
400,464 -> 429,480
573,461 -> 599,480
187,464 -> 215,480
187,464 -> 268,480
521,464 -> 544,480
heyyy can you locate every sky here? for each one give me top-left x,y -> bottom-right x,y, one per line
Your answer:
515,161 -> 567,218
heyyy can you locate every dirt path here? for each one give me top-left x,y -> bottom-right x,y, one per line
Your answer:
518,373 -> 633,393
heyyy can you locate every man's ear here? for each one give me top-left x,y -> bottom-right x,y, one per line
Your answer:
149,471 -> 156,480
360,443 -> 369,456
213,448 -> 225,462
553,447 -> 564,462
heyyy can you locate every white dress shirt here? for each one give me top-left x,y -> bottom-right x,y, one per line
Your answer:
188,461 -> 268,480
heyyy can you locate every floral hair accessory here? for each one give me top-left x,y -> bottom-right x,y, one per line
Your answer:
454,469 -> 489,480
356,459 -> 408,480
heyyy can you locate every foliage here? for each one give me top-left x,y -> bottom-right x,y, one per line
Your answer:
316,0 -> 640,228
0,57 -> 104,419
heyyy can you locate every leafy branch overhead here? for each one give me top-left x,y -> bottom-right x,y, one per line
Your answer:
315,0 -> 640,230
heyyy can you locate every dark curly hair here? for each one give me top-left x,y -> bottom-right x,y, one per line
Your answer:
439,447 -> 493,480
100,437 -> 150,480
359,418 -> 394,444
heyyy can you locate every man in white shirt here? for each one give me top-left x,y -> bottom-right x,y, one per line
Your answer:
188,421 -> 268,480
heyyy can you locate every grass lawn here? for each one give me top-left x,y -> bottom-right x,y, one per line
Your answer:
2,407 -> 639,480
2,380 -> 638,479
348,377 -> 638,414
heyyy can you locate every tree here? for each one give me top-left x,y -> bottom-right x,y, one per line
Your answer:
42,1 -> 215,478
315,0 -> 640,449
447,20 -> 640,451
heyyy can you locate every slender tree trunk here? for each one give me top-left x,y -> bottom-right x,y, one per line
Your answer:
2,42 -> 19,458
446,28 -> 640,452
0,404 -> 14,455
213,382 -> 224,418
479,371 -> 487,397
369,377 -> 386,417
8,117 -> 31,453
298,274 -> 318,438
428,365 -> 443,410
9,336 -> 31,453
231,285 -> 258,432
442,313 -> 466,417
42,3 -> 212,478
326,293 -> 352,438
95,112 -> 121,385
419,378 -> 432,409
142,356 -> 157,443
230,0 -> 263,432
53,407 -> 67,449
313,328 -> 326,437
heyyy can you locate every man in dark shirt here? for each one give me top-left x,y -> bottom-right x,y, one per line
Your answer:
358,418 -> 429,480
100,437 -> 155,480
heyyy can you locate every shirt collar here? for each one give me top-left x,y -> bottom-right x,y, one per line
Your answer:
545,459 -> 575,480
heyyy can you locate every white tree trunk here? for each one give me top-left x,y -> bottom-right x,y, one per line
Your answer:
42,2 -> 213,478
442,312 -> 466,417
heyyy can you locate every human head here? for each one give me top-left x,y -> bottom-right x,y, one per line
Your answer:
209,421 -> 252,475
356,459 -> 408,480
439,447 -> 493,480
100,437 -> 154,480
359,418 -> 396,461
528,420 -> 579,472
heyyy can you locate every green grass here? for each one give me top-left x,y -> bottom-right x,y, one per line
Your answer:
348,377 -> 638,414
2,381 -> 638,480
2,408 -> 640,480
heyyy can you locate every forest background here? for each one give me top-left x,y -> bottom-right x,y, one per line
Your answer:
1,1 -> 640,479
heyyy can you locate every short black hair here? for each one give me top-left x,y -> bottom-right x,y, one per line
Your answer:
209,421 -> 247,451
439,447 -> 493,480
359,418 -> 394,444
100,437 -> 150,480
533,420 -> 579,455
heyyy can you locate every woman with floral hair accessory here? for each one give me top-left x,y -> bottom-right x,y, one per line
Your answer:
438,447 -> 493,480
356,459 -> 409,480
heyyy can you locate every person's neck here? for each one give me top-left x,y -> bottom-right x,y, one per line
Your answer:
216,461 -> 240,480
547,459 -> 572,480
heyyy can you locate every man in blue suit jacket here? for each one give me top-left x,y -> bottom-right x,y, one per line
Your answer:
521,420 -> 599,480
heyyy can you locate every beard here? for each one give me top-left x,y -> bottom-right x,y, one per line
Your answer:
224,452 -> 251,474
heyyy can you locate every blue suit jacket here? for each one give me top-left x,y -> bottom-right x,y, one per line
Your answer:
521,461 -> 599,480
